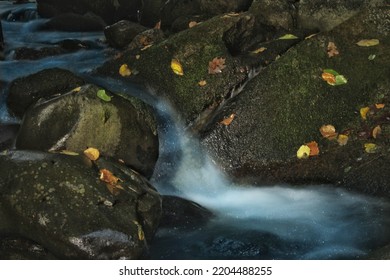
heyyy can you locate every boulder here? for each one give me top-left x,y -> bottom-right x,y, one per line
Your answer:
200,6 -> 390,195
0,124 -> 19,151
7,68 -> 85,118
0,150 -> 162,259
15,84 -> 159,178
41,12 -> 105,32
104,20 -> 148,49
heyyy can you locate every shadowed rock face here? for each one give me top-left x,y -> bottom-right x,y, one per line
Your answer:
0,150 -> 162,259
14,84 -> 159,179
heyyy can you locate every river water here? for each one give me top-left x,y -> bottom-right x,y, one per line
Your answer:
1,2 -> 390,260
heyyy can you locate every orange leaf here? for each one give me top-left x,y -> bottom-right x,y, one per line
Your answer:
320,125 -> 338,140
375,103 -> 385,109
99,169 -> 121,185
220,113 -> 236,126
372,125 -> 381,139
321,72 -> 336,85
208,57 -> 226,74
154,20 -> 161,29
337,134 -> 349,146
306,141 -> 319,156
83,147 -> 100,161
327,42 -> 339,58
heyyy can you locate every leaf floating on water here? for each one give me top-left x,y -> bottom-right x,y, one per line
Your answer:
307,141 -> 320,156
220,113 -> 236,126
119,64 -> 131,77
171,59 -> 184,76
320,124 -> 338,140
208,57 -> 226,74
356,39 -> 379,47
360,107 -> 370,120
83,147 -> 100,161
59,150 -> 79,156
97,89 -> 111,102
278,34 -> 298,40
252,47 -> 267,54
337,134 -> 349,146
327,42 -> 339,58
372,125 -> 382,139
364,143 -> 377,153
297,145 -> 311,159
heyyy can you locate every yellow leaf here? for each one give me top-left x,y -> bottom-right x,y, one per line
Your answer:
372,125 -> 381,139
337,134 -> 349,146
364,143 -> 377,153
375,103 -> 385,109
171,59 -> 184,76
198,80 -> 207,87
220,113 -> 236,126
356,39 -> 380,47
133,221 -> 145,241
188,21 -> 198,28
83,147 -> 100,161
321,72 -> 336,85
252,47 -> 267,54
278,34 -> 298,40
320,125 -> 338,140
297,145 -> 310,159
59,150 -> 79,156
360,107 -> 370,120
72,86 -> 81,92
119,64 -> 131,77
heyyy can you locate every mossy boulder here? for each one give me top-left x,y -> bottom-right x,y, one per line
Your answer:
15,84 -> 158,178
0,150 -> 162,259
200,6 -> 390,195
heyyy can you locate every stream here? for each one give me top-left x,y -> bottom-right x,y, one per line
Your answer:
1,2 -> 390,260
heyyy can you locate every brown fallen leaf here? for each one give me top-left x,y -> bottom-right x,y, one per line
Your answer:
154,20 -> 161,29
105,183 -> 124,196
321,72 -> 336,85
306,141 -> 320,156
372,125 -> 381,139
99,169 -> 121,185
327,42 -> 339,58
320,125 -> 338,140
208,57 -> 226,74
220,113 -> 236,126
375,103 -> 385,109
188,21 -> 198,28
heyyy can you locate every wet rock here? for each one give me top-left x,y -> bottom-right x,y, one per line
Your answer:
200,6 -> 390,195
127,28 -> 165,51
367,243 -> 390,260
199,0 -> 253,15
0,150 -> 162,259
104,20 -> 148,49
160,195 -> 214,230
41,12 -> 105,32
15,84 -> 159,178
0,238 -> 57,260
138,0 -> 165,28
7,68 -> 85,118
0,124 -> 19,151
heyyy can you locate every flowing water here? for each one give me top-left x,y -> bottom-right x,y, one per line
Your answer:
1,2 -> 390,260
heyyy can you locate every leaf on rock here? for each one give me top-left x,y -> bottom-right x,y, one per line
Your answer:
220,113 -> 236,126
305,33 -> 318,40
97,89 -> 111,102
133,221 -> 145,241
252,47 -> 267,54
141,44 -> 152,51
335,75 -> 348,86
356,39 -> 379,47
375,103 -> 385,109
119,64 -> 131,77
208,57 -> 226,74
188,21 -> 198,28
171,59 -> 184,76
99,169 -> 121,185
297,145 -> 310,159
154,20 -> 161,29
320,125 -> 338,140
198,80 -> 207,87
327,42 -> 339,57
83,147 -> 100,161
59,150 -> 79,156
105,184 -> 124,196
368,54 -> 376,60
72,86 -> 81,92
372,125 -> 381,139
307,141 -> 320,156
360,107 -> 370,120
321,69 -> 347,86
337,134 -> 349,146
278,34 -> 298,40
321,72 -> 336,85
364,143 -> 377,153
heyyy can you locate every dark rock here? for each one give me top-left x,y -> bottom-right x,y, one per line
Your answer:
0,238 -> 57,260
0,124 -> 19,151
367,243 -> 390,259
139,0 -> 165,28
160,0 -> 202,28
170,15 -> 211,33
199,0 -> 253,15
41,12 -> 105,32
15,84 -> 159,178
104,20 -> 148,49
7,68 -> 85,118
0,150 -> 162,259
127,28 -> 165,51
200,6 -> 390,195
160,195 -> 214,230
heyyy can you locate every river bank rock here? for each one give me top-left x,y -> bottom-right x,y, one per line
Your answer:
200,6 -> 390,196
15,84 -> 159,178
7,68 -> 85,118
0,150 -> 162,259
104,20 -> 148,49
41,12 -> 105,32
0,124 -> 19,150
